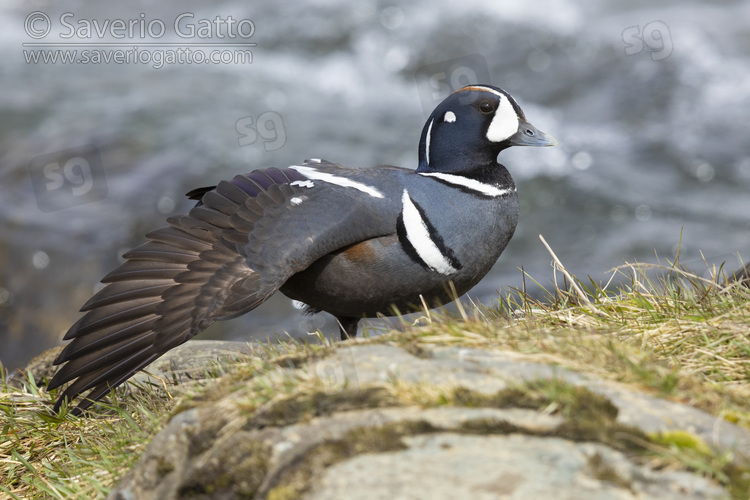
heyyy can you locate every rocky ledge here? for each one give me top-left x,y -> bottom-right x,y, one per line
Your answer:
92,340 -> 750,500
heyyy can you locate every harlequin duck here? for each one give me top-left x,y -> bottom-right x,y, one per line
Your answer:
48,84 -> 556,414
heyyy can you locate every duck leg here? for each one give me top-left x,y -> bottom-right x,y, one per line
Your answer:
336,316 -> 360,340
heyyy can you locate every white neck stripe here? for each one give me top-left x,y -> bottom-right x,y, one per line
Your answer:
290,165 -> 384,198
401,189 -> 457,275
425,118 -> 434,166
418,172 -> 515,197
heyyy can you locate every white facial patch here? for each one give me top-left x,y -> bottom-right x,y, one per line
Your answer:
444,111 -> 456,123
290,165 -> 384,198
401,189 -> 459,275
418,172 -> 515,198
486,96 -> 519,143
424,118 -> 434,166
290,180 -> 314,188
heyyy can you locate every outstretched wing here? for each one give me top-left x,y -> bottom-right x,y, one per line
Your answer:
48,161 -> 398,414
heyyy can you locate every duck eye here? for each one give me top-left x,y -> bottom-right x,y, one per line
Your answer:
479,101 -> 495,114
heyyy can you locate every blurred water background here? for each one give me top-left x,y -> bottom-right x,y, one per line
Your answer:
1,0 -> 749,372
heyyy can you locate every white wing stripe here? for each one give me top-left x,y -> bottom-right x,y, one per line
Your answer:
290,165 -> 384,198
290,180 -> 314,188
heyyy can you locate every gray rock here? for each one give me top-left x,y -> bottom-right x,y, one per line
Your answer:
432,346 -> 750,463
106,341 -> 749,499
320,344 -> 750,464
130,340 -> 256,385
308,434 -> 727,500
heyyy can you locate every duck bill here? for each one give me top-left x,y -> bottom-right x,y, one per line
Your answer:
509,121 -> 558,147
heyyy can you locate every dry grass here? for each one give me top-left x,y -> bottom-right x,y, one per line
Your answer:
1,239 -> 749,498
0,373 -> 170,499
378,247 -> 750,427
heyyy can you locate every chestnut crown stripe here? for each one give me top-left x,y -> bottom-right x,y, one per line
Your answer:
454,85 -> 505,98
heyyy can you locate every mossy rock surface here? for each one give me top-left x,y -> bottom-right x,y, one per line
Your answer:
105,341 -> 749,500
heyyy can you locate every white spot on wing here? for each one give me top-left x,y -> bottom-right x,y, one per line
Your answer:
289,165 -> 384,198
486,97 -> 519,143
290,197 -> 303,205
290,180 -> 314,188
419,172 -> 515,198
444,111 -> 456,123
425,118 -> 434,166
401,189 -> 457,275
